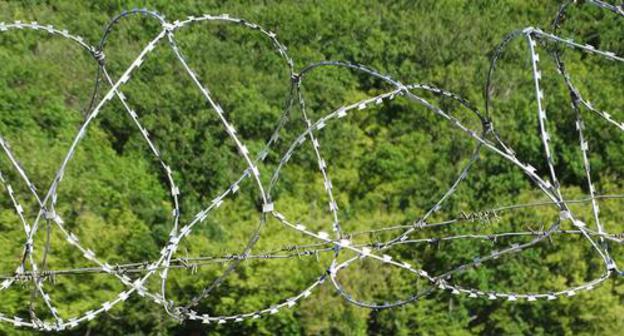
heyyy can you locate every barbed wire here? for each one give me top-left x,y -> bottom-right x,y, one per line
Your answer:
0,0 -> 623,331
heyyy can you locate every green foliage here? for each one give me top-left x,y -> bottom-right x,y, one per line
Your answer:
0,0 -> 623,335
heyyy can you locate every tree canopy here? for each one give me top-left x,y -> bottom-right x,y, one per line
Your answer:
0,0 -> 623,335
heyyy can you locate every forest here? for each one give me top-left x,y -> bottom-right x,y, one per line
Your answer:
0,0 -> 623,335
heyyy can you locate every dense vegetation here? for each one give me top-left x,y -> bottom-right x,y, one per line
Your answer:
0,0 -> 623,334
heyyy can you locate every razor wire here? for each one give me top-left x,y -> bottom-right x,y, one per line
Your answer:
0,0 -> 622,331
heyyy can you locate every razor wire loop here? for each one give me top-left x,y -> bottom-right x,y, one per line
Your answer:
0,0 -> 623,330
56,8 -> 296,321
